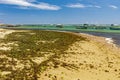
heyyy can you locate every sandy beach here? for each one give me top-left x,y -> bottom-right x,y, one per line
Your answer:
39,31 -> 120,80
0,28 -> 120,80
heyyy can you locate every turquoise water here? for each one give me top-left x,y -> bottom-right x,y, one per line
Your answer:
15,26 -> 120,33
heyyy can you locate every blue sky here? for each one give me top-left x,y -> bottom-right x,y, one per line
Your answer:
0,0 -> 120,24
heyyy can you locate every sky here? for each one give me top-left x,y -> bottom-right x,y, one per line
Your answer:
0,0 -> 120,24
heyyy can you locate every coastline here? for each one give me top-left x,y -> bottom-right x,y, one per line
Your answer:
0,28 -> 119,53
80,33 -> 115,45
78,32 -> 120,53
1,27 -> 120,47
0,28 -> 120,80
0,28 -> 120,54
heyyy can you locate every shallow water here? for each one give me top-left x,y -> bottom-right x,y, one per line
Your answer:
80,31 -> 120,47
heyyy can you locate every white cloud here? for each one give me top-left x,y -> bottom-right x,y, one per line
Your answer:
87,5 -> 101,8
109,5 -> 118,9
0,0 -> 60,10
66,3 -> 101,8
32,2 -> 61,10
66,3 -> 85,8
93,5 -> 101,8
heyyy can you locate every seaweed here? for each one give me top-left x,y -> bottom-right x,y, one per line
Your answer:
0,30 -> 87,79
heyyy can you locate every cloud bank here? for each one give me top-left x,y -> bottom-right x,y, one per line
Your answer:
0,0 -> 61,10
0,0 -> 118,10
66,3 -> 101,8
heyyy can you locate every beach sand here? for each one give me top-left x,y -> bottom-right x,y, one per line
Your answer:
0,29 -> 120,80
39,32 -> 120,80
0,29 -> 15,38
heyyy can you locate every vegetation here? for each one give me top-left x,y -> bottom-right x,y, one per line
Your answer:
0,30 -> 87,80
56,24 -> 63,28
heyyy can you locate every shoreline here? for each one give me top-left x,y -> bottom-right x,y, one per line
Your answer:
0,28 -> 119,50
80,33 -> 116,46
79,32 -> 120,50
0,28 -> 120,80
65,32 -> 120,54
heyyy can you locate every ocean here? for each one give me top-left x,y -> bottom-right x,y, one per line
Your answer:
80,31 -> 120,47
